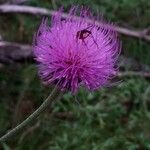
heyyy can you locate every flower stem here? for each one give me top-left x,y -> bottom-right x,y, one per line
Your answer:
0,86 -> 63,142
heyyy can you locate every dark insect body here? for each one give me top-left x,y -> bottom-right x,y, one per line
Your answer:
76,29 -> 92,41
76,26 -> 100,50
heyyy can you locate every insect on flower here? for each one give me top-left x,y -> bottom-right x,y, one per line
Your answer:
76,29 -> 92,41
33,7 -> 121,94
76,25 -> 100,50
76,28 -> 92,50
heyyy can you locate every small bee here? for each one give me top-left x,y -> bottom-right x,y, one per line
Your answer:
76,25 -> 99,49
76,29 -> 92,41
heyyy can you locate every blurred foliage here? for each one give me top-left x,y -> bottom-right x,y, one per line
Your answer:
0,65 -> 150,149
0,0 -> 150,149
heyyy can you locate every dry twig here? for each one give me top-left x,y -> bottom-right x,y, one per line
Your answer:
117,71 -> 150,78
0,41 -> 150,78
0,41 -> 32,63
5,0 -> 29,5
0,4 -> 150,42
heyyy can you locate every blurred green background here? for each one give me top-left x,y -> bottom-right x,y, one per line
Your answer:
0,0 -> 150,149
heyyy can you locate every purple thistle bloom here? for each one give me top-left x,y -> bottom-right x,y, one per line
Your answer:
33,7 -> 121,94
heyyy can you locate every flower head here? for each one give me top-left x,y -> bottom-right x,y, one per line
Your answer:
33,7 -> 121,93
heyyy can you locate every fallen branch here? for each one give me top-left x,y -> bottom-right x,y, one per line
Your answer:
117,71 -> 150,78
4,0 -> 29,5
0,41 -> 32,63
11,0 -> 30,4
0,4 -> 150,42
0,41 -> 150,77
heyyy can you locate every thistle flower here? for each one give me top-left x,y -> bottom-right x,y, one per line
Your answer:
33,8 -> 121,94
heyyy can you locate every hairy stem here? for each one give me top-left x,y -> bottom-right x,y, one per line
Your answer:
0,86 -> 63,142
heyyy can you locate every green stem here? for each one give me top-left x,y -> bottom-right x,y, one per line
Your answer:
0,86 -> 63,142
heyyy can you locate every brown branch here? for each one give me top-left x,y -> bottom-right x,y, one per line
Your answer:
0,41 -> 150,77
11,0 -> 30,4
117,71 -> 150,78
0,41 -> 32,63
3,0 -> 29,4
0,4 -> 150,42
